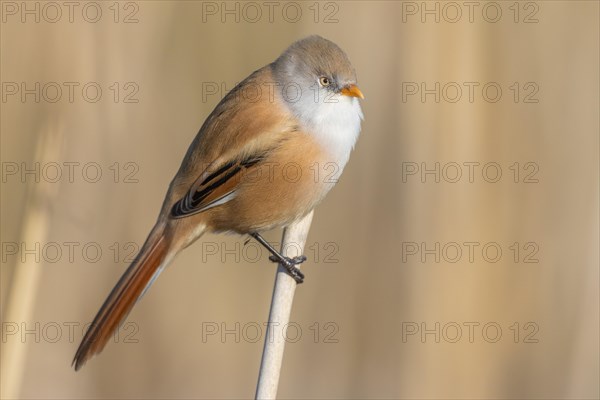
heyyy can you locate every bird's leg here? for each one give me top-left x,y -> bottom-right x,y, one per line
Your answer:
250,232 -> 306,284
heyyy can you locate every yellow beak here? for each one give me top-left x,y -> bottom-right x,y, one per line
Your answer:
340,84 -> 364,99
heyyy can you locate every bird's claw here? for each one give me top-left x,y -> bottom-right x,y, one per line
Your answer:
268,255 -> 307,284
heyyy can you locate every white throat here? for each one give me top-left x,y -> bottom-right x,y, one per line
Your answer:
295,93 -> 363,170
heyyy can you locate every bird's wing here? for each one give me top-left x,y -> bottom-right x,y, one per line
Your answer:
167,65 -> 298,219
170,152 -> 267,218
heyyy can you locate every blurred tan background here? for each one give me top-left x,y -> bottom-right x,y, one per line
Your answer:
1,1 -> 598,399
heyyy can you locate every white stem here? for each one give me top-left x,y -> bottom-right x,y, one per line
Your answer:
255,211 -> 314,400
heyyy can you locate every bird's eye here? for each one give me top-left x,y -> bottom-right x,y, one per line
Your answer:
319,77 -> 331,87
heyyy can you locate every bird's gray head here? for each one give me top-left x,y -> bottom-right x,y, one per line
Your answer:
271,36 -> 364,124
271,36 -> 364,166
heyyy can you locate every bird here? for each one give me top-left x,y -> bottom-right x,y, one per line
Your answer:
73,35 -> 364,370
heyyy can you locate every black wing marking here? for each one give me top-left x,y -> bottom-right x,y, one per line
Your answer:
170,153 -> 266,219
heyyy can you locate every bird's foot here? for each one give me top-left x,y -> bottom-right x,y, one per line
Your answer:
268,255 -> 306,284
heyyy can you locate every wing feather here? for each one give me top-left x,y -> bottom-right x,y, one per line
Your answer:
170,152 -> 269,218
166,65 -> 296,219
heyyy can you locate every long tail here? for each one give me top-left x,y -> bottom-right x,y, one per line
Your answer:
73,225 -> 175,371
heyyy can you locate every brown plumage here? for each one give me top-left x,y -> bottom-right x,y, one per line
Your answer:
73,225 -> 173,370
73,35 -> 363,370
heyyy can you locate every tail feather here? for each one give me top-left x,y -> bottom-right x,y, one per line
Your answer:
73,228 -> 172,371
